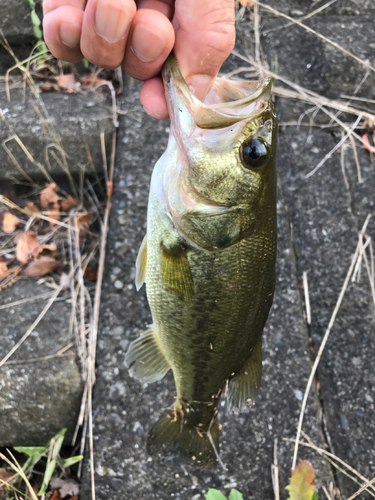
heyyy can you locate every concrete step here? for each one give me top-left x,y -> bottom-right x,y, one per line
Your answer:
0,89 -> 113,193
0,281 -> 82,446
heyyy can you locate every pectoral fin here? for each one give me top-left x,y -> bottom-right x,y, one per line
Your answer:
227,339 -> 262,411
125,327 -> 170,384
161,243 -> 193,301
135,234 -> 147,291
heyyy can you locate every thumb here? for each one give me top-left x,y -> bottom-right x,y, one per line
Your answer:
173,0 -> 236,101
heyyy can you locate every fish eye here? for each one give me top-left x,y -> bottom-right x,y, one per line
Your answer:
240,139 -> 269,169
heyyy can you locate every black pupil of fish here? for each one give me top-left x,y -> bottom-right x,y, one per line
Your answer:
242,139 -> 268,168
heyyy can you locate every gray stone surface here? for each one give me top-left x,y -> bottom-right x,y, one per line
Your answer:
0,281 -> 82,446
277,126 -> 375,496
0,0 -> 42,42
255,0 -> 375,17
0,90 -> 113,192
0,0 -> 43,74
260,17 -> 375,102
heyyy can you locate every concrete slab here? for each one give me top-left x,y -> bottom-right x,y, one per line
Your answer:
277,125 -> 375,496
0,281 -> 82,446
0,90 -> 113,192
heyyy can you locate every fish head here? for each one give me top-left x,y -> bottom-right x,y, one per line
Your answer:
162,55 -> 277,250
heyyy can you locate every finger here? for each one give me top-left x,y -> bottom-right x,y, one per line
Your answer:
43,6 -> 84,62
136,0 -> 174,18
140,77 -> 169,119
173,0 -> 235,101
43,0 -> 86,15
80,0 -> 137,69
122,8 -> 175,81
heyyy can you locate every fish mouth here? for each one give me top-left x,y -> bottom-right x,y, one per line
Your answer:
163,53 -> 272,130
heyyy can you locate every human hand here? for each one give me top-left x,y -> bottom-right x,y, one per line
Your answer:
42,0 -> 235,118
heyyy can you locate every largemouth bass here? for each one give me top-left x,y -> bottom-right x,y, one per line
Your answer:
126,55 -> 277,467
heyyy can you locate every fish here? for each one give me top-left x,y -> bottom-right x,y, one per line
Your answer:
125,54 -> 277,467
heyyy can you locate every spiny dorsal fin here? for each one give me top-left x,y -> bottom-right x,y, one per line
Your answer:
161,243 -> 193,301
125,327 -> 170,384
135,234 -> 147,291
227,339 -> 262,411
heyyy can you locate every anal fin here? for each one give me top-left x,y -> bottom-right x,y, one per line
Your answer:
227,339 -> 262,411
125,327 -> 170,384
135,234 -> 147,291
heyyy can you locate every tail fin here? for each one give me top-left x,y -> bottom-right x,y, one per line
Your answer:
147,406 -> 220,468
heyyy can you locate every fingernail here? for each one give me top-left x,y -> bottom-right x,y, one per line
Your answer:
131,23 -> 167,63
143,105 -> 163,119
186,74 -> 213,102
60,22 -> 81,49
95,0 -> 131,44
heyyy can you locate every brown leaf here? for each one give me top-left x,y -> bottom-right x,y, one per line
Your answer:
46,210 -> 61,225
2,212 -> 20,233
84,267 -> 98,281
0,262 -> 8,280
362,133 -> 375,164
40,183 -> 61,225
40,183 -> 59,210
15,232 -> 41,264
50,489 -> 62,500
39,83 -> 59,92
76,212 -> 93,227
24,202 -> 40,215
50,478 -> 79,498
60,195 -> 78,212
0,468 -> 17,488
239,0 -> 254,5
82,77 -> 110,88
55,74 -> 79,93
23,256 -> 60,278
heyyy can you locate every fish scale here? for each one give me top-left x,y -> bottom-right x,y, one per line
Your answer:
125,54 -> 277,467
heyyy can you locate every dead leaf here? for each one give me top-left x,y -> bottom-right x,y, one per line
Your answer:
23,256 -> 60,277
40,183 -> 59,211
60,195 -> 78,212
55,74 -> 79,93
2,212 -> 20,233
39,83 -> 59,92
286,460 -> 316,500
84,267 -> 98,281
362,133 -> 375,164
50,489 -> 62,500
0,468 -> 17,488
15,232 -> 41,264
40,183 -> 61,224
0,262 -> 8,280
239,0 -> 254,6
24,202 -> 40,216
50,478 -> 79,499
0,266 -> 21,290
82,77 -> 110,88
76,212 -> 93,227
76,212 -> 93,239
